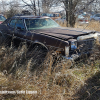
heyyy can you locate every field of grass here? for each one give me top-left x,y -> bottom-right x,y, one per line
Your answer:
58,20 -> 100,32
0,21 -> 100,99
75,20 -> 100,32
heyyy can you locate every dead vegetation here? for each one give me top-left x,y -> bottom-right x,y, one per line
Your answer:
57,20 -> 100,32
0,21 -> 100,99
0,40 -> 99,100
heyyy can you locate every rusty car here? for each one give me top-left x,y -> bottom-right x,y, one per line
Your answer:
0,15 -> 99,60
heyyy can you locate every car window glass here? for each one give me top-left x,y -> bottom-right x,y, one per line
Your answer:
25,18 -> 59,30
0,16 -> 6,21
95,14 -> 100,17
15,19 -> 25,29
9,19 -> 17,28
0,15 -> 6,21
9,19 -> 25,29
57,14 -> 59,17
50,14 -> 53,17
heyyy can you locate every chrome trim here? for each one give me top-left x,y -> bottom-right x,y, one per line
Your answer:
63,52 -> 90,61
68,39 -> 77,51
63,54 -> 80,61
71,41 -> 77,50
77,33 -> 98,41
65,46 -> 69,57
23,19 -> 28,31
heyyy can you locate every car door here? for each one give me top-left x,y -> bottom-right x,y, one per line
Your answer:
0,18 -> 10,36
8,18 -> 17,36
94,14 -> 100,21
14,18 -> 27,39
8,18 -> 26,39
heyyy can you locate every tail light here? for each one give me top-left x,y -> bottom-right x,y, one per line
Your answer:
85,19 -> 88,22
79,19 -> 83,22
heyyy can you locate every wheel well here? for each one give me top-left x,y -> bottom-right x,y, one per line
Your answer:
27,42 -> 48,51
33,43 -> 48,51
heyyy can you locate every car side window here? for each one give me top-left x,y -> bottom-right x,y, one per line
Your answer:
15,19 -> 25,30
9,19 -> 25,30
9,19 -> 17,28
95,14 -> 100,17
0,16 -> 6,21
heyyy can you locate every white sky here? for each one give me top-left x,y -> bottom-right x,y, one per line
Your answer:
0,0 -> 64,12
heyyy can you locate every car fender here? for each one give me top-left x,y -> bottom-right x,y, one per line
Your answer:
0,30 -> 5,38
33,40 -> 48,51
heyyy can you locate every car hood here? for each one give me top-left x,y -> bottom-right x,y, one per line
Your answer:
31,27 -> 95,40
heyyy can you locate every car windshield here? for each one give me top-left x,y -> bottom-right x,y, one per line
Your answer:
0,15 -> 6,21
95,14 -> 100,17
25,18 -> 59,30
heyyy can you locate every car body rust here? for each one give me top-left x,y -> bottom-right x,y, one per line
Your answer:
0,15 -> 99,60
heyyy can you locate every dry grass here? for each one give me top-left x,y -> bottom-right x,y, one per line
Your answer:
75,20 -> 100,32
57,20 -> 100,32
0,22 -> 100,99
0,43 -> 99,100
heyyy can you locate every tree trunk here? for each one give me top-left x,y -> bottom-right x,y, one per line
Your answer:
38,0 -> 40,16
69,0 -> 76,27
64,0 -> 77,27
34,1 -> 36,15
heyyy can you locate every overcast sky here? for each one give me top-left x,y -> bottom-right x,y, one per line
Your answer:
0,0 -> 64,13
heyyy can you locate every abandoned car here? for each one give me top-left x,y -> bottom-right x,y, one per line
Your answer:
0,15 -> 99,60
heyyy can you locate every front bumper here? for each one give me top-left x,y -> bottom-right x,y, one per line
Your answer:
63,52 -> 90,61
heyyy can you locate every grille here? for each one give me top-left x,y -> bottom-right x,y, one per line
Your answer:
78,38 -> 96,49
97,34 -> 100,43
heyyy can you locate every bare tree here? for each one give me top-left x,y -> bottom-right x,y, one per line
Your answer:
22,0 -> 37,15
6,0 -> 22,18
61,0 -> 80,27
60,0 -> 96,27
0,0 -> 8,14
42,0 -> 60,13
38,0 -> 41,15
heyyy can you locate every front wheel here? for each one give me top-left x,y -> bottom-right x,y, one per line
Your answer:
27,44 -> 48,71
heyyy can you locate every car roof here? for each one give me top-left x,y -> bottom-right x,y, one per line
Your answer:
12,15 -> 50,19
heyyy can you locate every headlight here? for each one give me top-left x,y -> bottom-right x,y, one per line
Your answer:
71,41 -> 77,50
68,39 -> 77,51
65,46 -> 69,57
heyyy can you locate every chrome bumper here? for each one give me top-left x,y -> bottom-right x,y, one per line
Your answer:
63,52 -> 90,61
